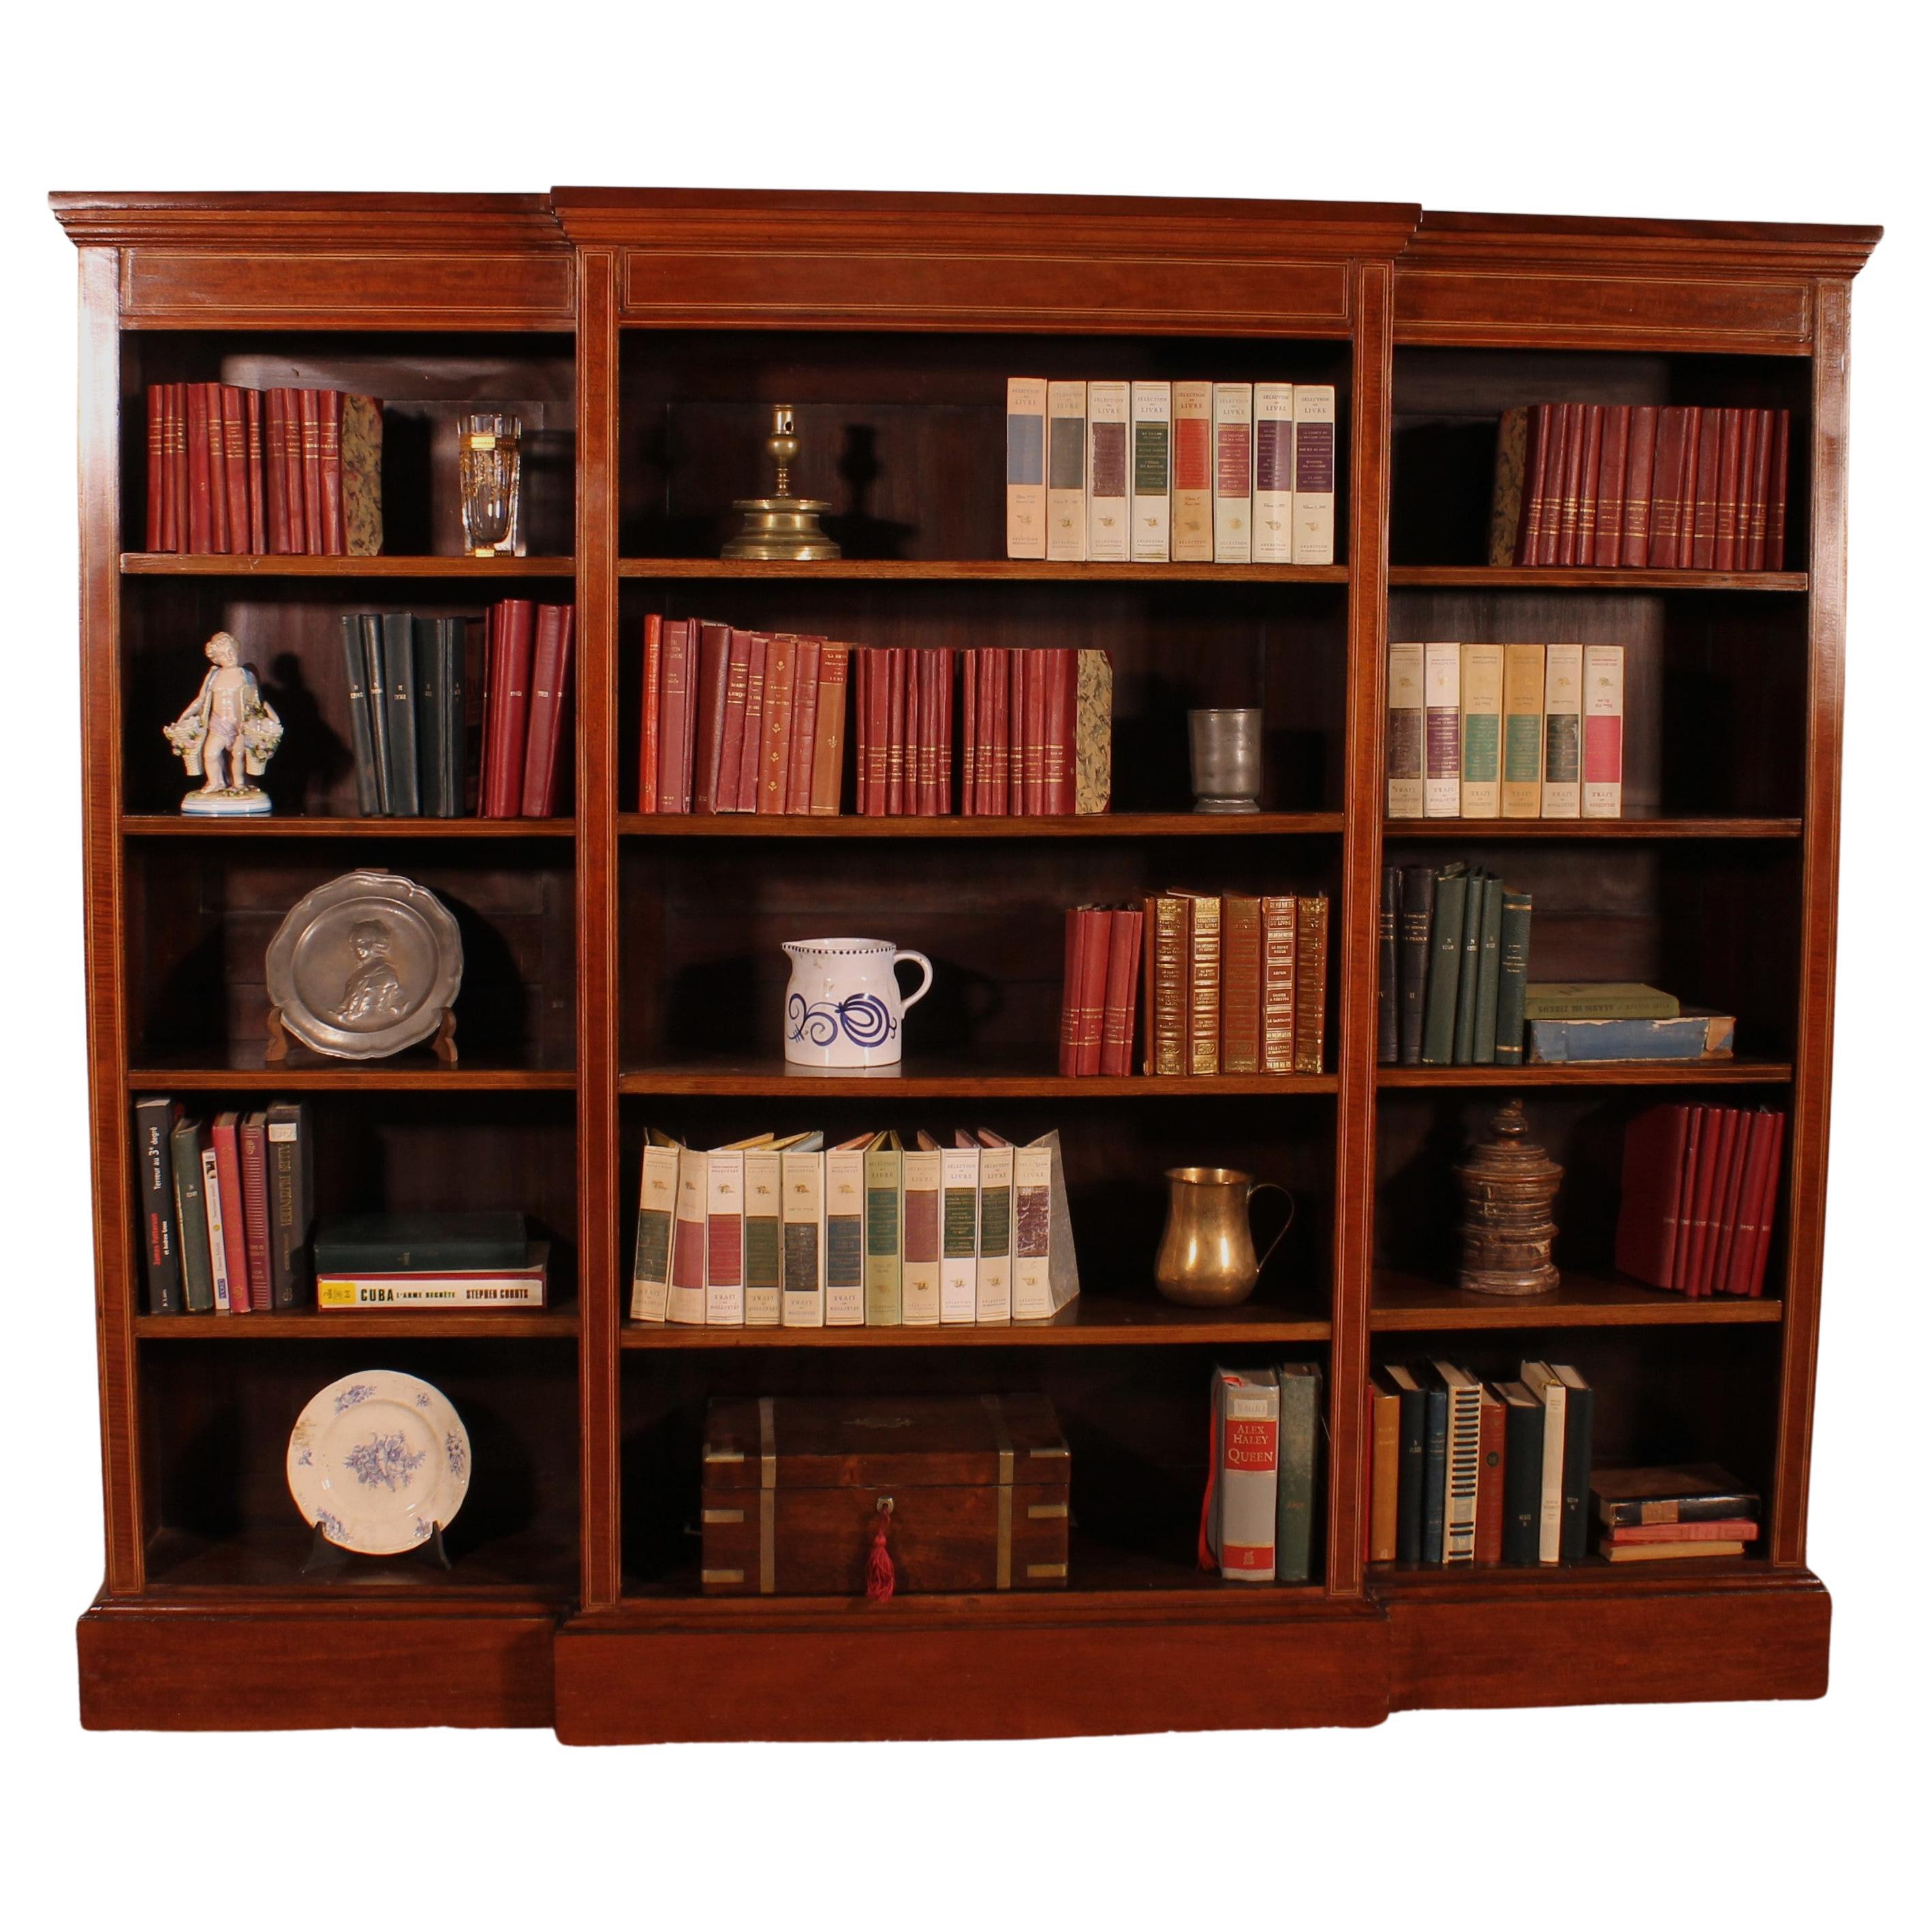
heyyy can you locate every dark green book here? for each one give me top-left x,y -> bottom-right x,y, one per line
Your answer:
1497,1380 -> 1544,1565
358,613 -> 392,814
1473,873 -> 1504,1063
1494,889 -> 1534,1065
415,615 -> 446,819
170,1115 -> 214,1313
1377,867 -> 1400,1064
1380,1365 -> 1428,1564
1553,1366 -> 1594,1564
382,610 -> 420,815
315,1211 -> 529,1274
1415,1362 -> 1449,1563
1275,1362 -> 1324,1583
1398,863 -> 1435,1065
340,614 -> 383,815
439,617 -> 469,817
1452,867 -> 1486,1064
1421,864 -> 1467,1065
265,1100 -> 314,1309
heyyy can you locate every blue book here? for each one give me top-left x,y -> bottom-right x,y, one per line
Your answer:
1415,1362 -> 1448,1563
1525,1012 -> 1735,1063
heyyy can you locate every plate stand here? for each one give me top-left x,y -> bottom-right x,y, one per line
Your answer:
300,1521 -> 453,1578
265,1005 -> 459,1064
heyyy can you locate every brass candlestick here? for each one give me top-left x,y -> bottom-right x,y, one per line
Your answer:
721,405 -> 841,561
1453,1097 -> 1561,1296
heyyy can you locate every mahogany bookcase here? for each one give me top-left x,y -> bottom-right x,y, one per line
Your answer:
52,189 -> 1878,1739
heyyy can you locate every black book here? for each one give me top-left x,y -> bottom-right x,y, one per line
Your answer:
1551,1365 -> 1594,1563
131,1095 -> 183,1315
315,1210 -> 530,1273
339,614 -> 383,815
439,617 -> 469,817
1494,888 -> 1533,1066
1397,863 -> 1435,1065
1591,1463 -> 1760,1529
359,613 -> 392,813
169,1114 -> 214,1313
1452,867 -> 1486,1064
415,615 -> 446,818
1377,865 -> 1400,1063
1412,1360 -> 1449,1564
1473,873 -> 1503,1063
1420,862 -> 1466,1065
1496,1379 -> 1545,1565
382,611 -> 420,815
1380,1365 -> 1429,1565
264,1100 -> 315,1309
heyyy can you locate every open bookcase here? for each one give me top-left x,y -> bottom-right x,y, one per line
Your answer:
53,189 -> 1876,1739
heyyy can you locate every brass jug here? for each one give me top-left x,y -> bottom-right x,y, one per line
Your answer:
1154,1166 -> 1294,1307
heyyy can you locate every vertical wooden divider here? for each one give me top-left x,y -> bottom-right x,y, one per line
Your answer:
80,245 -> 144,1595
576,249 -> 623,1610
1772,277 -> 1850,1568
1326,260 -> 1394,1598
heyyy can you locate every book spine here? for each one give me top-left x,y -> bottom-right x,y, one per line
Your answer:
1422,641 -> 1461,817
886,644 -> 908,815
975,1143 -> 1014,1323
1419,1377 -> 1448,1563
691,621 -> 734,815
170,1118 -> 214,1313
1291,384 -> 1338,565
1045,380 -> 1087,561
1421,868 -> 1467,1065
382,612 -> 420,816
1647,406 -> 1690,566
318,1277 -> 546,1308
736,633 -> 770,813
1099,906 -> 1142,1078
1442,1374 -> 1482,1563
1540,642 -> 1583,818
1745,407 -> 1773,571
1211,383 -> 1253,563
1501,1395 -> 1543,1564
527,606 -> 573,817
1604,1519 -> 1760,1546
1260,894 -> 1298,1076
1377,869 -> 1400,1065
767,635 -> 804,814
1368,1381 -> 1401,1563
1059,906 -> 1088,1078
1688,407 -> 1721,568
319,390 -> 345,553
1580,643 -> 1624,818
1591,405 -> 1628,567
1558,1378 -> 1593,1563
1766,409 -> 1789,569
1533,1375 -> 1566,1563
341,615 -> 384,815
939,1147 -> 980,1324
1213,1375 -> 1279,1578
1621,405 -> 1657,565
780,1150 -> 825,1327
899,1149 -> 943,1325
1451,868 -> 1485,1065
1147,894 -> 1187,1075
656,619 -> 694,813
1489,405 -> 1529,565
201,1146 -> 231,1311
629,1143 -> 679,1322
1010,1143 -> 1056,1321
1251,381 -> 1295,563
1713,406 -> 1744,570
1554,402 -> 1586,565
636,614 -> 661,814
1085,379 -> 1130,561
1274,1367 -> 1322,1583
1219,894 -> 1262,1075
1458,643 -> 1504,818
1493,889 -> 1533,1068
822,1147 -> 866,1326
163,384 -> 186,552
703,1149 -> 746,1327
785,639 -> 822,815
1169,380 -> 1215,562
1499,642 -> 1545,817
1074,905 -> 1110,1077
1570,405 -> 1602,565
211,1115 -> 251,1311
1386,640 -> 1426,818
1005,377 -> 1048,559
1393,1380 -> 1426,1563
239,1114 -> 273,1312
487,599 -> 537,818
1745,1110 -> 1787,1299
1292,894 -> 1328,1075
1514,405 -> 1550,563
741,1148 -> 783,1328
185,383 -> 213,552
1397,865 -> 1434,1065
264,1102 -> 311,1310
341,393 -> 383,557
863,1147 -> 903,1326
415,616 -> 447,818
1129,380 -> 1172,561
809,642 -> 850,814
1046,648 -> 1076,815
221,386 -> 250,555
1185,893 -> 1221,1075
1471,874 -> 1503,1065
132,1099 -> 182,1315
668,1150 -> 708,1325
298,388 -> 324,554
1475,1390 -> 1506,1565
144,388 -> 164,550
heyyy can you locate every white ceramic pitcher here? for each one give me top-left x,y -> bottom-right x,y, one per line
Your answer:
781,937 -> 933,1070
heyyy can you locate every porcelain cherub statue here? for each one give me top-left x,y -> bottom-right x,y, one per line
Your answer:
163,631 -> 283,815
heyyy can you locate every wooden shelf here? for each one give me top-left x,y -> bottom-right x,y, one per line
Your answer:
122,814 -> 574,839
619,1055 -> 1338,1098
1371,1268 -> 1781,1330
1370,1552 -> 1769,1589
122,553 -> 577,578
619,811 -> 1343,840
1384,817 -> 1801,841
621,1291 -> 1331,1348
136,1309 -> 578,1339
1387,565 -> 1807,593
1378,1059 -> 1791,1088
142,1525 -> 578,1597
618,558 -> 1350,584
129,1050 -> 575,1091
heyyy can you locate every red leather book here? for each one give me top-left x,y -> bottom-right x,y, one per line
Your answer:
864,649 -> 890,815
483,599 -> 537,817
1514,404 -> 1551,564
1099,905 -> 1143,1077
1007,650 -> 1029,812
852,651 -> 870,813
1703,1097 -> 1754,1294
1687,409 -> 1722,569
1620,405 -> 1657,566
655,618 -> 697,813
219,388 -> 249,552
1681,1106 -> 1734,1298
210,1112 -> 253,1312
519,603 -> 574,817
144,388 -> 165,550
244,388 -> 266,553
1475,1388 -> 1506,1564
264,389 -> 291,553
1665,1106 -> 1704,1290
809,643 -> 848,815
1766,409 -> 1790,569
320,388 -> 346,555
689,621 -> 733,814
786,639 -> 821,814
1570,405 -> 1603,565
1074,906 -> 1111,1076
1748,407 -> 1775,570
167,384 -> 189,552
479,602 -> 499,812
1554,403 -> 1587,565
1027,651 -> 1054,814
926,648 -> 947,814
296,389 -> 324,553
1219,893 -> 1262,1075
711,629 -> 750,811
1718,1109 -> 1777,1297
1604,1518 -> 1760,1546
1645,406 -> 1689,567
1535,404 -> 1569,565
282,389 -> 309,552
184,384 -> 213,552
1739,409 -> 1766,570
982,650 -> 1005,814
1614,1104 -> 1692,1288
905,646 -> 926,813
1053,649 -> 1078,813
1713,407 -> 1744,570
1058,908 -> 1090,1077
1591,406 -> 1628,567
636,612 -> 661,813
734,634 -> 769,812
240,1111 -> 274,1310
959,649 -> 979,814
1746,1108 -> 1786,1296
760,636 -> 798,814
890,646 -> 912,814
1733,409 -> 1759,571
937,646 -> 956,813
1259,896 -> 1297,1074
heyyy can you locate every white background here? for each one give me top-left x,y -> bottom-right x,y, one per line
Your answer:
1,5 -> 1924,1923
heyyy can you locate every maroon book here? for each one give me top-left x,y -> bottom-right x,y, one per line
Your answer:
1536,403 -> 1568,565
1621,405 -> 1657,566
1745,1110 -> 1786,1296
1682,1106 -> 1736,1299
244,388 -> 266,553
1615,1104 -> 1693,1289
1713,407 -> 1744,570
713,629 -> 753,812
1057,908 -> 1090,1077
1553,403 -> 1587,565
1475,1392 -> 1506,1565
690,621 -> 733,814
785,639 -> 820,815
886,646 -> 907,814
655,618 -> 696,813
1646,406 -> 1690,567
1717,1108 -> 1779,1298
1739,409 -> 1767,571
320,388 -> 345,555
1766,409 -> 1790,569
263,390 -> 290,553
959,649 -> 978,815
239,1111 -> 274,1313
935,646 -> 954,815
144,388 -> 166,551
864,648 -> 890,815
220,387 -> 250,553
903,646 -> 924,813
636,612 -> 662,813
1686,409 -> 1721,569
167,383 -> 189,552
185,384 -> 213,553
294,389 -> 322,552
852,650 -> 869,815
1040,649 -> 1072,814
519,603 -> 574,817
1591,406 -> 1628,567
1017,650 -> 1042,814
484,599 -> 537,817
1074,906 -> 1112,1076
1097,906 -> 1143,1077
735,634 -> 769,813
1514,404 -> 1552,565
1704,1100 -> 1755,1295
1571,405 -> 1603,565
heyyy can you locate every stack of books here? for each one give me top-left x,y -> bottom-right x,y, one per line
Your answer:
143,382 -> 381,555
1059,906 -> 1144,1076
1523,982 -> 1735,1065
1367,1360 -> 1592,1566
1591,1465 -> 1762,1562
1489,403 -> 1790,570
1386,642 -> 1623,820
1142,890 -> 1328,1076
343,600 -> 572,818
1615,1102 -> 1786,1298
631,1127 -> 1078,1328
314,1212 -> 549,1309
1200,1365 -> 1325,1583
1380,863 -> 1531,1066
131,1096 -> 313,1313
1006,378 -> 1337,564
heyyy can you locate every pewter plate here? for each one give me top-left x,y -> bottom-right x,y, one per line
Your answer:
264,869 -> 463,1059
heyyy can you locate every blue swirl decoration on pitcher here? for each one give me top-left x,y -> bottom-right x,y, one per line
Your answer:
788,991 -> 897,1049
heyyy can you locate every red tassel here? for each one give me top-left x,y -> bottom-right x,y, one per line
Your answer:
866,1503 -> 895,1602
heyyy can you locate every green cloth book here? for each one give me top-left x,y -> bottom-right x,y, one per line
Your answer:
1494,890 -> 1534,1065
1452,867 -> 1486,1064
1275,1362 -> 1324,1583
1421,864 -> 1467,1065
1472,873 -> 1503,1064
1524,982 -> 1681,1020
315,1211 -> 529,1273
381,610 -> 420,815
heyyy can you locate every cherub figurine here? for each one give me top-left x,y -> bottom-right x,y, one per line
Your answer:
163,631 -> 283,815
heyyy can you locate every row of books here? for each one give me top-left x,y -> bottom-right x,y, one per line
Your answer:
142,382 -> 381,555
1387,642 -> 1624,820
1380,863 -> 1531,1067
311,1212 -> 550,1308
1490,403 -> 1790,571
1615,1102 -> 1786,1298
1367,1360 -> 1592,1565
1006,379 -> 1338,565
1059,907 -> 1143,1076
631,1127 -> 1078,1328
132,1096 -> 313,1313
343,601 -> 574,818
1200,1365 -> 1324,1583
1143,890 -> 1329,1076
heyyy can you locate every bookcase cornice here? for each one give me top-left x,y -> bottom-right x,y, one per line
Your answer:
1405,209 -> 1882,281
48,191 -> 568,251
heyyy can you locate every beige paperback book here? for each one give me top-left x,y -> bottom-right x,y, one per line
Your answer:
1170,380 -> 1215,562
1046,380 -> 1087,561
1212,382 -> 1253,563
1129,380 -> 1172,561
1085,379 -> 1131,562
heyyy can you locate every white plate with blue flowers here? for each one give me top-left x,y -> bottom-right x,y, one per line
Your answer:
287,1369 -> 471,1555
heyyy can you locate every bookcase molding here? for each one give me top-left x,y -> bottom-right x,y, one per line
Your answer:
52,187 -> 1876,1740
